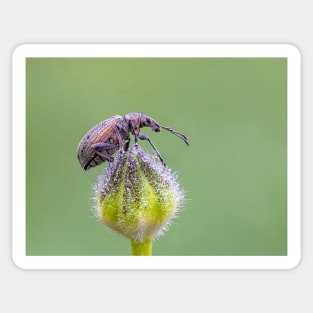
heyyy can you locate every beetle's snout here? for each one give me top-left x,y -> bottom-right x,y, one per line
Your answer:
151,121 -> 161,132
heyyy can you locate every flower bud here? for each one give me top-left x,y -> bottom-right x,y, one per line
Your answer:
94,145 -> 184,244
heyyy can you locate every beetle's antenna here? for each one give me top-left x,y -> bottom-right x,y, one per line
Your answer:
161,126 -> 189,146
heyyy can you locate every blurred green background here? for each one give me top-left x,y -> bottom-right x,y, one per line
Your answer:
26,57 -> 287,256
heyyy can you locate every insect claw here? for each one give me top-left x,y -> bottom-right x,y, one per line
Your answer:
160,158 -> 167,167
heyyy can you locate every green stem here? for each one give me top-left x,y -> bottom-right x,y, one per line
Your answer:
131,238 -> 152,256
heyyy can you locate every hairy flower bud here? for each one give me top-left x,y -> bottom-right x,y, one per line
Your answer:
93,145 -> 184,245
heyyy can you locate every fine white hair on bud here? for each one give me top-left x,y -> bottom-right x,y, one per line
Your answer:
93,145 -> 185,243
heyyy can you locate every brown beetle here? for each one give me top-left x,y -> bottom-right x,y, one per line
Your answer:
77,112 -> 189,170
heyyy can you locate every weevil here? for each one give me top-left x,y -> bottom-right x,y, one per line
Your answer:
77,112 -> 189,171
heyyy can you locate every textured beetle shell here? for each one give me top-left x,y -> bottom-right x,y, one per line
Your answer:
77,115 -> 129,170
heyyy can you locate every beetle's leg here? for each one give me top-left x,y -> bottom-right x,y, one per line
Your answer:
115,125 -> 127,153
94,150 -> 114,162
138,133 -> 166,166
91,142 -> 116,150
128,121 -> 139,144
91,143 -> 115,162
123,139 -> 130,151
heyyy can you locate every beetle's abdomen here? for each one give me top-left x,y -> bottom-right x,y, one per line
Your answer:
77,115 -> 124,170
90,116 -> 122,144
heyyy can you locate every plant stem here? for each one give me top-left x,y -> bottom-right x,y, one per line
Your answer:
131,238 -> 152,256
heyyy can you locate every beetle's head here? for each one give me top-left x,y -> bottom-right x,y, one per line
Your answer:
137,114 -> 161,132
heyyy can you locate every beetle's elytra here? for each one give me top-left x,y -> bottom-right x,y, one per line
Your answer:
77,112 -> 189,171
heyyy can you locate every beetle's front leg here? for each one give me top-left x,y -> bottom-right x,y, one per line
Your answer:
138,133 -> 166,166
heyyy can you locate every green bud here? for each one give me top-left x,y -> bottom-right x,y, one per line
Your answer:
93,145 -> 184,249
